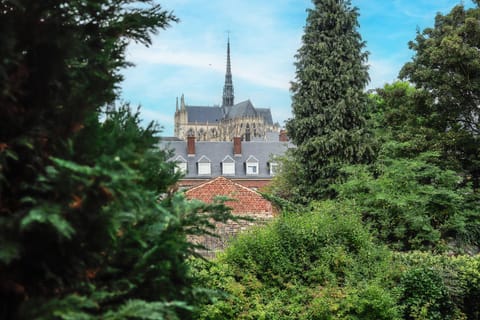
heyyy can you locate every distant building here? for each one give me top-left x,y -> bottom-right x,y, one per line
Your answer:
159,133 -> 292,189
186,176 -> 277,257
186,176 -> 276,215
174,38 -> 279,141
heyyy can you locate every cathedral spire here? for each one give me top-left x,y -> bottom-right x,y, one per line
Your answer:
222,36 -> 234,107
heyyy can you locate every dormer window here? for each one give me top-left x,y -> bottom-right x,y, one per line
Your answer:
246,155 -> 259,175
269,162 -> 278,176
197,155 -> 211,175
222,155 -> 235,175
173,155 -> 187,174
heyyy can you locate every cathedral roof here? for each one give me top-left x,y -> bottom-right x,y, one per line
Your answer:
178,40 -> 275,128
186,106 -> 223,123
226,100 -> 257,119
256,108 -> 274,125
184,101 -> 273,126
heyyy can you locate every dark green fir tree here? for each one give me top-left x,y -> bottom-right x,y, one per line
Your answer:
0,1 -> 232,319
285,0 -> 372,202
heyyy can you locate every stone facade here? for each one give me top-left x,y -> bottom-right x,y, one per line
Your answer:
174,96 -> 278,142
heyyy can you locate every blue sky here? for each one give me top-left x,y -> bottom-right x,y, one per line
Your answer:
120,0 -> 471,136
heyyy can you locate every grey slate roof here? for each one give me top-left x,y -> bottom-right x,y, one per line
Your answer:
185,100 -> 273,125
256,108 -> 274,125
251,131 -> 284,142
186,106 -> 223,123
226,100 -> 257,119
162,136 -> 183,142
159,140 -> 294,179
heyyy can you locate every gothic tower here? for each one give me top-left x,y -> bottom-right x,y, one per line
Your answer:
222,37 -> 234,108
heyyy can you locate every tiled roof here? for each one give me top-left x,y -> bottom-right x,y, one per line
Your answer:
159,139 -> 294,179
185,177 -> 274,214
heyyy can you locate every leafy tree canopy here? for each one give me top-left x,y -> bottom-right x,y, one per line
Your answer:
399,1 -> 480,189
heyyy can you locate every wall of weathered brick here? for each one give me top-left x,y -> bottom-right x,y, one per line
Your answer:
189,214 -> 273,258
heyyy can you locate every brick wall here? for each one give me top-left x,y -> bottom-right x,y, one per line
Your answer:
189,214 -> 272,258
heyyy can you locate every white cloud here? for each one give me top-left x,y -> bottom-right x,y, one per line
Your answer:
120,0 -> 465,136
367,57 -> 405,89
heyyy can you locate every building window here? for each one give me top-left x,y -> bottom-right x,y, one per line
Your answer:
222,155 -> 235,175
197,155 -> 211,175
247,164 -> 258,174
245,155 -> 259,175
223,162 -> 235,175
269,162 -> 278,176
175,162 -> 187,174
173,155 -> 187,174
198,163 -> 211,175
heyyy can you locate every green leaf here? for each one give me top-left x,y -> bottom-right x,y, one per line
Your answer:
21,205 -> 75,239
0,240 -> 20,264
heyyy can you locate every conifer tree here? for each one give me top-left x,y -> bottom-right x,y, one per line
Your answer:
0,1 -> 232,319
285,0 -> 372,201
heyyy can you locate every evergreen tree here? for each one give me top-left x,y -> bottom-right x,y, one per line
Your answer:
285,0 -> 372,202
0,1 -> 232,319
0,0 -> 176,216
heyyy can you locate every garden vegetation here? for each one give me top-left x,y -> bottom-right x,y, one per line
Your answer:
1,0 -> 479,319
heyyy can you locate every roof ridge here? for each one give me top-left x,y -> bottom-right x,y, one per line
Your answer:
186,176 -> 263,197
185,176 -> 225,194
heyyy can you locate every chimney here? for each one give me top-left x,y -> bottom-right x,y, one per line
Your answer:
187,135 -> 195,156
233,136 -> 241,156
279,129 -> 288,142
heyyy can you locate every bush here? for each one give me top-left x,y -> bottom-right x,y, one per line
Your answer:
399,267 -> 456,320
336,146 -> 480,253
395,252 -> 480,320
193,201 -> 400,319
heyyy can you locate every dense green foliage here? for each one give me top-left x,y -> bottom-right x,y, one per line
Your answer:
341,81 -> 478,253
1,104 -> 234,319
192,204 -> 480,319
399,2 -> 480,190
336,146 -> 480,252
0,1 -> 234,319
395,251 -> 480,319
193,203 -> 401,319
285,0 -> 373,202
195,2 -> 480,319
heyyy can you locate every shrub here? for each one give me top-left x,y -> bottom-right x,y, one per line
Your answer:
193,201 -> 399,319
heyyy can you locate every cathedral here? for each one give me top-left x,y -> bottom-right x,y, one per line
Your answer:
174,39 -> 279,141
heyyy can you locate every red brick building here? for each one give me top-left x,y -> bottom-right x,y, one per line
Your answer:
186,176 -> 275,215
185,176 -> 277,256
